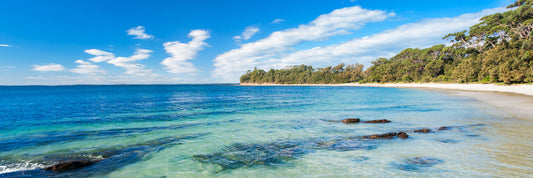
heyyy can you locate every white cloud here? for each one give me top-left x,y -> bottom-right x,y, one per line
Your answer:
32,63 -> 65,71
265,7 -> 507,69
107,48 -> 153,75
233,26 -> 260,42
85,49 -> 115,62
81,48 -> 155,76
162,30 -> 210,74
0,44 -> 10,47
271,19 -> 285,24
212,6 -> 394,82
70,60 -> 106,74
127,26 -> 154,39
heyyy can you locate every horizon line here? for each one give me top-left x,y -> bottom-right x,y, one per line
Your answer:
0,83 -> 241,87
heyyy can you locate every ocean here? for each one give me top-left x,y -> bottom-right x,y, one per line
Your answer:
0,85 -> 532,177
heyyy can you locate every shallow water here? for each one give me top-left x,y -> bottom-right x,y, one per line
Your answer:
0,85 -> 532,177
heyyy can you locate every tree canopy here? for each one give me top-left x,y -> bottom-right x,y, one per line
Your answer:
241,0 -> 533,84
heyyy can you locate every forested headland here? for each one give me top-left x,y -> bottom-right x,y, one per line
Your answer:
240,0 -> 533,84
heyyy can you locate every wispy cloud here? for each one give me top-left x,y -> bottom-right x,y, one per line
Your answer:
70,60 -> 106,74
271,19 -> 285,24
107,48 -> 153,76
81,48 -> 155,76
162,30 -> 210,74
32,63 -> 65,71
127,26 -> 154,39
264,7 -> 507,69
0,44 -> 10,47
233,26 -> 260,42
85,49 -> 115,62
212,6 -> 394,82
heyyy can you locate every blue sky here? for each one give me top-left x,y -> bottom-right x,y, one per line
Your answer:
0,0 -> 510,85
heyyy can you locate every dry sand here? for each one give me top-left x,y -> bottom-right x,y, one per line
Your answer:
347,83 -> 533,96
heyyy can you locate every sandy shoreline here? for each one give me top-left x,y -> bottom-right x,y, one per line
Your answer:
241,83 -> 533,121
240,83 -> 533,96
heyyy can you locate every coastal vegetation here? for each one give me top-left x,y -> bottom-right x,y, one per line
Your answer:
240,0 -> 533,84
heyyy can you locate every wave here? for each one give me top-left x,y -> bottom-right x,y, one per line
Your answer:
0,161 -> 46,174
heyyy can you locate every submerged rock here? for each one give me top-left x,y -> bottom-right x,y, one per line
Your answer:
393,157 -> 443,171
363,119 -> 391,123
351,156 -> 370,162
193,136 -> 383,170
328,139 -> 377,151
407,157 -> 443,166
317,140 -> 338,147
341,118 -> 360,124
437,139 -> 459,143
465,134 -> 481,137
414,128 -> 431,133
193,141 -> 313,170
325,120 -> 342,122
46,160 -> 96,172
437,124 -> 486,132
1,134 -> 208,177
193,130 -> 420,170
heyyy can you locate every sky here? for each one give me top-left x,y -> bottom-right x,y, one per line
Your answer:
0,0 -> 512,85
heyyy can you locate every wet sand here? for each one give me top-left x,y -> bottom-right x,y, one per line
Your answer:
433,90 -> 533,122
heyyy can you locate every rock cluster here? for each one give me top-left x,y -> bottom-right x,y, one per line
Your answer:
46,160 -> 96,172
363,119 -> 391,123
362,132 -> 409,139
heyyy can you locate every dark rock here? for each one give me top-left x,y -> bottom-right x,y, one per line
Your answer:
362,132 -> 396,139
363,119 -> 391,123
437,126 -> 451,130
46,160 -> 96,172
362,132 -> 408,139
341,118 -> 360,124
413,128 -> 431,133
397,132 -> 409,139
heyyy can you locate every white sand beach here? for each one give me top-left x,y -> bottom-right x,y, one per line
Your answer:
346,83 -> 533,96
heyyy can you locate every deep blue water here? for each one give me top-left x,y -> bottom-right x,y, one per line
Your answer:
0,85 -> 532,177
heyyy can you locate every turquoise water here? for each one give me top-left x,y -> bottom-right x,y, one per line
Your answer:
0,85 -> 532,177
